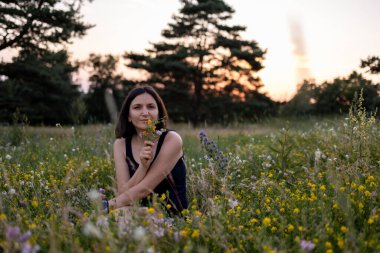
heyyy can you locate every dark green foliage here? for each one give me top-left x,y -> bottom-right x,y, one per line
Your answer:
123,0 -> 276,125
282,71 -> 380,116
0,48 -> 81,124
361,56 -> 380,74
82,54 -> 127,123
0,0 -> 94,51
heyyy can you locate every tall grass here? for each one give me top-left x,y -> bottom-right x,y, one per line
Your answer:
0,109 -> 379,252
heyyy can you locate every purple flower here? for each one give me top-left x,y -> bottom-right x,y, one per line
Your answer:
19,230 -> 32,243
98,188 -> 106,194
6,226 -> 21,240
22,243 -> 40,253
300,240 -> 315,251
22,243 -> 32,253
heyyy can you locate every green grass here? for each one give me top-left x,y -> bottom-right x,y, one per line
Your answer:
0,114 -> 379,252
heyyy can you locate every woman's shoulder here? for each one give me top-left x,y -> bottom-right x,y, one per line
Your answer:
114,137 -> 126,150
166,129 -> 182,143
163,130 -> 182,147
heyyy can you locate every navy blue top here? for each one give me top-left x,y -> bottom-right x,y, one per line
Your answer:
125,130 -> 188,214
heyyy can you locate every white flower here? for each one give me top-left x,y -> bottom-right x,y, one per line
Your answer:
153,227 -> 165,237
315,148 -> 322,162
96,216 -> 109,228
82,222 -> 102,239
228,198 -> 238,209
133,226 -> 146,240
87,189 -> 101,201
5,154 -> 12,160
9,188 -> 16,195
155,130 -> 162,136
147,247 -> 156,253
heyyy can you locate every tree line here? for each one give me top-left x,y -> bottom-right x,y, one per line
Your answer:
1,0 -> 379,126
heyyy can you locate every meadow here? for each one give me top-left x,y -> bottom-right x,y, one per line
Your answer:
0,101 -> 379,252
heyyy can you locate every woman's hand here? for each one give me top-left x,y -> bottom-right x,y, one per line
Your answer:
140,140 -> 155,170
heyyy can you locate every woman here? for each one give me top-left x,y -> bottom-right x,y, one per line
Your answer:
104,86 -> 188,215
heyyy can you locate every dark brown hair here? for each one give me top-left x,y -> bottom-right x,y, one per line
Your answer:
115,85 -> 168,139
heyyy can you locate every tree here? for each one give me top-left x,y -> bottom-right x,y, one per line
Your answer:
282,72 -> 379,116
0,48 -> 81,124
281,80 -> 317,116
82,53 -> 125,123
0,0 -> 93,52
124,0 -> 272,125
361,56 -> 380,74
315,72 -> 379,114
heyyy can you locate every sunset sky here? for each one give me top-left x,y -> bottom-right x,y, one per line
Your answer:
3,0 -> 380,101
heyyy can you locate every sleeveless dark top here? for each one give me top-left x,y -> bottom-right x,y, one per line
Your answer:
125,130 -> 188,214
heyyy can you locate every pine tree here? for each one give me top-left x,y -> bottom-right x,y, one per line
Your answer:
124,0 -> 272,125
0,0 -> 93,51
0,48 -> 81,124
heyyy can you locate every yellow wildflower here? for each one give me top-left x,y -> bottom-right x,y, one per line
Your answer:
340,226 -> 348,233
338,238 -> 344,249
293,208 -> 300,214
263,217 -> 271,227
250,218 -> 259,224
146,207 -> 155,215
31,200 -> 38,208
191,229 -> 200,238
180,229 -> 188,238
287,224 -> 295,232
0,213 -> 6,220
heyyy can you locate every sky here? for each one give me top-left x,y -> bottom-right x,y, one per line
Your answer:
3,0 -> 380,101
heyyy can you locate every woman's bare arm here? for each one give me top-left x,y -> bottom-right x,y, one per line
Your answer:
110,131 -> 183,208
114,138 -> 130,195
114,139 -> 154,194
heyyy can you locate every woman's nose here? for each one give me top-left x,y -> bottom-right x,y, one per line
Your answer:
141,107 -> 149,115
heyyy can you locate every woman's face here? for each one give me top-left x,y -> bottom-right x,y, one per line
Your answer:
128,93 -> 159,131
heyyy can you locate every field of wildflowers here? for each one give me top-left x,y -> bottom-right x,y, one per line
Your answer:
0,101 -> 379,252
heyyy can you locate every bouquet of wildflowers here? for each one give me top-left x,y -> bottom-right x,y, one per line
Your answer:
141,118 -> 166,142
